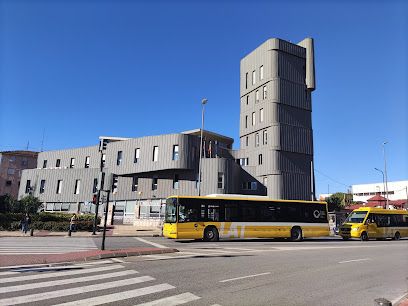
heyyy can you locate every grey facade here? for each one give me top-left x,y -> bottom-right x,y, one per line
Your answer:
18,37 -> 316,224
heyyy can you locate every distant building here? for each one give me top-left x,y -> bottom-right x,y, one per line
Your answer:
0,151 -> 38,199
352,181 -> 408,203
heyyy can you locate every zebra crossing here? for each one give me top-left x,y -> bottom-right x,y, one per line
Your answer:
0,260 -> 201,306
0,237 -> 98,254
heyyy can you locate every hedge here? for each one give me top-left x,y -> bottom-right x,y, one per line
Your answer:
0,213 -> 100,232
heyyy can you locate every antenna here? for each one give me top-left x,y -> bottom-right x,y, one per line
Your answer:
40,129 -> 45,152
26,141 -> 29,150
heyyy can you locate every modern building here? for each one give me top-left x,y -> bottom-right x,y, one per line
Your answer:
352,181 -> 408,203
18,37 -> 317,227
0,151 -> 38,199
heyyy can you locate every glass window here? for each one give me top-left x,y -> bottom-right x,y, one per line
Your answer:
252,70 -> 256,85
102,154 -> 106,168
70,158 -> 75,168
7,168 -> 15,175
56,180 -> 63,194
225,203 -> 240,221
246,96 -> 249,105
246,136 -> 249,146
245,115 -> 248,128
152,177 -> 158,190
245,72 -> 248,89
74,180 -> 80,194
56,159 -> 61,167
134,148 -> 140,163
85,156 -> 90,168
92,178 -> 98,193
117,151 -> 123,166
153,146 -> 158,162
255,90 -> 259,102
25,180 -> 31,193
260,108 -> 264,122
132,176 -> 138,192
252,112 -> 255,126
173,174 -> 179,189
218,172 -> 224,189
260,65 -> 264,80
42,160 -> 47,168
22,158 -> 28,166
208,204 -> 220,221
263,86 -> 267,99
172,145 -> 179,161
112,175 -> 118,193
263,130 -> 268,145
165,198 -> 177,223
242,202 -> 258,222
255,133 -> 259,147
40,180 -> 46,194
345,211 -> 367,223
258,154 -> 262,165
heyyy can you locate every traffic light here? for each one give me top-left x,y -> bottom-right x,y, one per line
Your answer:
92,194 -> 98,204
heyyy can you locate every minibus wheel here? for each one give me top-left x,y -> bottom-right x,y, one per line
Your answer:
393,232 -> 401,240
290,227 -> 303,242
360,232 -> 368,241
342,237 -> 349,241
203,226 -> 219,242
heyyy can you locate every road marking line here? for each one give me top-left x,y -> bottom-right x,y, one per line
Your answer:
111,258 -> 126,263
338,258 -> 371,264
0,276 -> 155,305
0,271 -> 19,276
0,270 -> 138,294
134,292 -> 201,306
134,237 -> 168,249
0,264 -> 125,284
219,272 -> 271,283
54,283 -> 175,306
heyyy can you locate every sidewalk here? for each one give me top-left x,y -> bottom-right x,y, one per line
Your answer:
0,247 -> 178,268
0,227 -> 162,238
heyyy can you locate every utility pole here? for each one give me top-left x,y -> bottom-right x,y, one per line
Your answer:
198,98 -> 207,196
101,190 -> 111,251
382,142 -> 389,209
93,140 -> 106,235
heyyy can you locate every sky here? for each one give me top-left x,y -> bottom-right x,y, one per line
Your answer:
1,0 -> 407,196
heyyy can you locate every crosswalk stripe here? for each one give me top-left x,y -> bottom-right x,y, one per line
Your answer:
53,283 -> 175,306
0,271 -> 19,277
0,270 -> 138,294
134,292 -> 201,306
0,264 -> 125,284
0,276 -> 154,305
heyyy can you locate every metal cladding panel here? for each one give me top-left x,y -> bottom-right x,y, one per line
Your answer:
274,104 -> 312,128
297,38 -> 316,90
37,146 -> 100,170
267,125 -> 313,155
277,52 -> 306,84
105,134 -> 195,176
200,158 -> 239,195
272,79 -> 311,110
19,168 -> 100,202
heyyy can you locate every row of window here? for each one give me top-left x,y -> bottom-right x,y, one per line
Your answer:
353,191 -> 395,196
116,145 -> 179,166
245,65 -> 264,89
242,129 -> 268,149
27,172 -> 225,195
42,156 -> 91,169
245,109 -> 264,128
244,86 -> 268,106
6,156 -> 29,166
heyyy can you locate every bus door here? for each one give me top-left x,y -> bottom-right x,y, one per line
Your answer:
177,202 -> 205,239
366,214 -> 377,238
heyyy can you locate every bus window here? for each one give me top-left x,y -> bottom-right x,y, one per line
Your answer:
225,203 -> 240,221
208,204 -> 220,221
259,203 -> 278,222
241,202 -> 258,222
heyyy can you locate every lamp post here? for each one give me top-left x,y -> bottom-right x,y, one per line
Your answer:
382,142 -> 389,209
198,98 -> 208,196
374,168 -> 386,209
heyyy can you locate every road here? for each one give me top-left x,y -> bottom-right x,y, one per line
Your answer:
0,237 -> 407,306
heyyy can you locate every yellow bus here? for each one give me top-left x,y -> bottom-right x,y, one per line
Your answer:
339,207 -> 408,241
163,195 -> 329,242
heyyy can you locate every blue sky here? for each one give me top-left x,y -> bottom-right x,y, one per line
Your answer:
1,0 -> 407,196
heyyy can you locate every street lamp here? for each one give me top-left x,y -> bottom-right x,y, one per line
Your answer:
198,98 -> 208,196
374,168 -> 386,209
382,142 -> 389,209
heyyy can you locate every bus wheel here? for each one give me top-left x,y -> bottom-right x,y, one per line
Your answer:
360,232 -> 368,241
342,237 -> 349,241
393,232 -> 401,240
290,227 -> 303,242
204,227 -> 219,242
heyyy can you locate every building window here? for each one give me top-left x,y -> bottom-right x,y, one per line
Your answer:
263,130 -> 268,145
252,70 -> 256,85
116,151 -> 123,166
112,175 -> 118,194
56,180 -> 63,194
255,90 -> 259,103
240,158 -> 249,166
70,158 -> 75,168
7,168 -> 15,175
6,180 -> 12,186
25,180 -> 31,193
22,158 -> 28,166
132,176 -> 138,192
245,115 -> 248,128
40,180 -> 46,194
172,145 -> 179,161
152,177 -> 158,190
173,174 -> 179,189
252,112 -> 255,126
242,181 -> 257,190
218,172 -> 224,189
258,154 -> 263,165
85,156 -> 90,168
74,180 -> 81,194
263,86 -> 267,99
246,96 -> 249,105
134,148 -> 140,163
42,160 -> 47,169
92,178 -> 98,193
153,146 -> 158,162
263,176 -> 268,187
260,108 -> 264,122
102,154 -> 106,168
246,136 -> 249,147
245,72 -> 248,89
260,65 -> 264,80
56,159 -> 61,168
255,133 -> 259,147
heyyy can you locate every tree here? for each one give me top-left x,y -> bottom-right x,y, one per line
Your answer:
17,195 -> 42,214
0,194 -> 17,212
326,192 -> 352,211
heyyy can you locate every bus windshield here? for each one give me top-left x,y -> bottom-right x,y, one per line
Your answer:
165,198 -> 177,223
345,211 -> 367,223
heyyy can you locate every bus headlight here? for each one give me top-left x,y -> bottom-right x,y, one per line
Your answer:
352,227 -> 359,231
